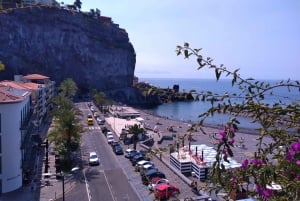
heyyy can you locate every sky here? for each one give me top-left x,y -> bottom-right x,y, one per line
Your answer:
64,0 -> 300,80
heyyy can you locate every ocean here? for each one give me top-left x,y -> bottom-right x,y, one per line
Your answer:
139,78 -> 299,130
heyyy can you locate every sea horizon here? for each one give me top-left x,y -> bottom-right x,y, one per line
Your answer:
138,77 -> 299,131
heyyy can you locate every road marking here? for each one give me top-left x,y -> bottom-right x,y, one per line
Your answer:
83,169 -> 91,201
103,171 -> 117,201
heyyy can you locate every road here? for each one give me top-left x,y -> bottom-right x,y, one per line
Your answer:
58,102 -> 140,201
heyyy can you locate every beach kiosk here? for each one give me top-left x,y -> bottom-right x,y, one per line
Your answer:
170,144 -> 241,181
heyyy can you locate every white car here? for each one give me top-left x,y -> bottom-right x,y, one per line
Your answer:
89,152 -> 100,166
107,134 -> 114,144
124,148 -> 134,158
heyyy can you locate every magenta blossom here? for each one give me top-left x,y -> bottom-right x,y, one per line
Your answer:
241,159 -> 249,168
256,185 -> 274,200
251,159 -> 265,166
291,141 -> 300,152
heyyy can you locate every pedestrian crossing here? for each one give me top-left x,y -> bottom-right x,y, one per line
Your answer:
86,126 -> 101,130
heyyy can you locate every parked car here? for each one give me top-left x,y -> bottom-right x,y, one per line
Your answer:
142,170 -> 166,185
96,117 -> 105,125
131,154 -> 150,166
148,177 -> 169,191
128,150 -> 140,160
107,134 -> 114,144
154,183 -> 180,200
124,148 -> 134,158
135,160 -> 154,172
89,152 -> 100,166
140,164 -> 157,176
110,140 -> 120,148
101,126 -> 109,134
113,145 -> 124,155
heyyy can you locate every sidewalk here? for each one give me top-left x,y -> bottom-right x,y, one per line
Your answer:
0,117 -> 79,201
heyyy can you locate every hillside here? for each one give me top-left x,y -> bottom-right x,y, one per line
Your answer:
0,5 -> 137,102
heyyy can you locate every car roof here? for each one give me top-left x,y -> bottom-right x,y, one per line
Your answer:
137,160 -> 148,165
89,152 -> 97,156
155,183 -> 172,190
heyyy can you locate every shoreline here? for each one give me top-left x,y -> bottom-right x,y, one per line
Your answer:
137,107 -> 260,136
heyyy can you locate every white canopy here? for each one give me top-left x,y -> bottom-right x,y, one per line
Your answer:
135,117 -> 144,122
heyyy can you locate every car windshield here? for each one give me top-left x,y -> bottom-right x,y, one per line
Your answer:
90,155 -> 97,159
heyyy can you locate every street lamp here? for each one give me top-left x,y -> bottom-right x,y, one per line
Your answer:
42,166 -> 80,201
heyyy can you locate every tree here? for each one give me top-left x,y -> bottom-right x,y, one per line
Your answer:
0,61 -> 5,71
73,0 -> 81,11
49,79 -> 83,170
128,124 -> 145,150
92,90 -> 106,113
176,43 -> 300,201
58,78 -> 78,98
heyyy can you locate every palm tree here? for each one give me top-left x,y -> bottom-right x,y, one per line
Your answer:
128,124 -> 145,150
0,61 -> 5,71
93,91 -> 106,113
73,0 -> 82,11
49,82 -> 82,170
58,78 -> 78,99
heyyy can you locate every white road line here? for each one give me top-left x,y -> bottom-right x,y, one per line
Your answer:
83,169 -> 91,201
103,171 -> 117,201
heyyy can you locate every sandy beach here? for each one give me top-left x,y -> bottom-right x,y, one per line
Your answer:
105,105 -> 272,163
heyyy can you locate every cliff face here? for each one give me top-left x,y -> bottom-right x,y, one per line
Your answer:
0,6 -> 136,96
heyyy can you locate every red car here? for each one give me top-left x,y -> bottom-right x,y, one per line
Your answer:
154,183 -> 180,200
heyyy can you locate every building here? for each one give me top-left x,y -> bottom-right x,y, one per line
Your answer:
0,84 -> 31,193
0,0 -> 56,9
0,73 -> 55,193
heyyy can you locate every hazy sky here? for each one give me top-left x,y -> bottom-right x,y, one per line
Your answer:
64,0 -> 300,80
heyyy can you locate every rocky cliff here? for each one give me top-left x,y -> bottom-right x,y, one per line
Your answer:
0,6 -> 137,102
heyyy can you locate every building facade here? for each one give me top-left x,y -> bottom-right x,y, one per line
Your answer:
0,85 -> 31,193
0,74 -> 55,193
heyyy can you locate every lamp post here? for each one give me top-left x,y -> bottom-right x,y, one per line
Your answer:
42,167 -> 79,201
61,171 -> 65,201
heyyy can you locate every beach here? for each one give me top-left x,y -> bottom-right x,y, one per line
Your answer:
105,105 -> 272,163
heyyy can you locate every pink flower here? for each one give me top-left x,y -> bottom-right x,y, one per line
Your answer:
296,160 -> 300,166
251,159 -> 265,166
241,159 -> 249,168
256,184 -> 274,200
291,141 -> 300,152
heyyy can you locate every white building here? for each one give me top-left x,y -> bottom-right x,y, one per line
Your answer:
0,85 -> 31,193
0,74 -> 55,193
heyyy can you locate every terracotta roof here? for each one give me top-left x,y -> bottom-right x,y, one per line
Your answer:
0,80 -> 40,90
23,73 -> 49,80
0,87 -> 26,103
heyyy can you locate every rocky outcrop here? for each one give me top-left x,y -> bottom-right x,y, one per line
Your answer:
0,6 -> 136,99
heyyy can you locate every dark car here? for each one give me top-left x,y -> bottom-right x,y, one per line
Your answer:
110,140 -> 120,148
142,170 -> 166,185
131,154 -> 149,166
128,150 -> 140,160
113,145 -> 124,155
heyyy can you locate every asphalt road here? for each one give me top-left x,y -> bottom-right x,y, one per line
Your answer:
59,102 -> 140,201
58,102 -> 214,201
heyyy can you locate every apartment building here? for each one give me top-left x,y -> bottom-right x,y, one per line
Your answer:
0,74 -> 55,193
0,84 -> 31,193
